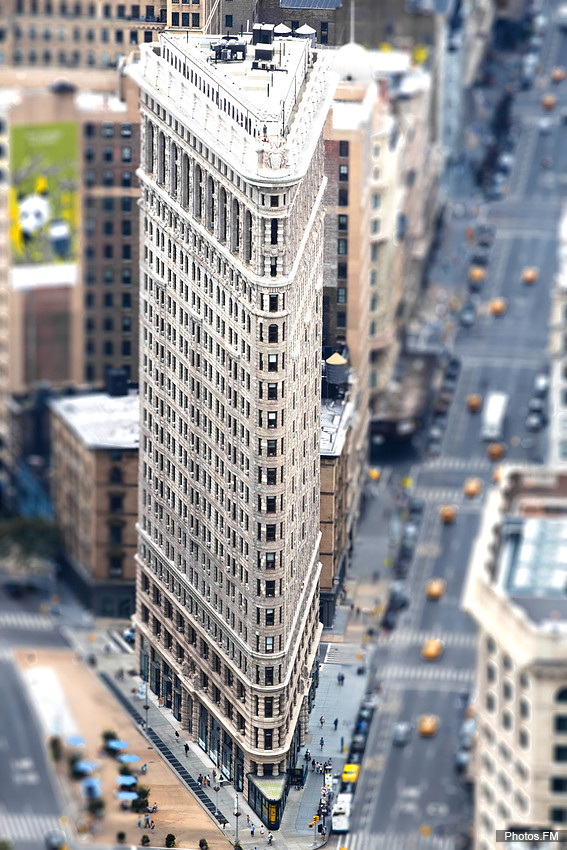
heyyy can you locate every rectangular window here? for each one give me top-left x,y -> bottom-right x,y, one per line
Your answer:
337,262 -> 347,279
191,12 -> 199,26
269,294 -> 278,312
338,239 -> 348,255
109,495 -> 123,513
266,581 -> 275,597
338,214 -> 348,231
264,729 -> 273,749
339,164 -> 349,181
265,552 -> 275,569
109,524 -> 123,544
337,312 -> 346,328
556,717 -> 567,733
265,667 -> 274,685
225,14 -> 232,27
266,609 -> 274,626
267,383 -> 277,400
266,497 -> 276,513
267,412 -> 277,429
267,440 -> 277,457
338,188 -> 348,206
555,747 -> 567,762
339,140 -> 349,157
266,468 -> 277,485
265,697 -> 273,717
266,525 -> 276,541
372,193 -> 381,209
265,637 -> 274,652
171,11 -> 178,24
337,287 -> 347,304
268,354 -> 278,372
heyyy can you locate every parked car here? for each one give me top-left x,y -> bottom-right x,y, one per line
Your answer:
123,628 -> 136,645
425,439 -> 442,458
350,733 -> 368,753
477,224 -> 495,247
408,497 -> 425,521
441,376 -> 458,393
427,425 -> 444,443
445,357 -> 461,378
454,749 -> 471,773
381,608 -> 398,631
526,412 -> 544,432
394,556 -> 412,579
470,250 -> 489,267
533,373 -> 549,397
538,116 -> 553,134
528,396 -> 547,421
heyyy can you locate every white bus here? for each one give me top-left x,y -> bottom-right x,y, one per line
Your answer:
331,793 -> 352,834
481,391 -> 509,441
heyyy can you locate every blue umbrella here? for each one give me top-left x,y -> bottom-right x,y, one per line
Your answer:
116,790 -> 139,801
75,761 -> 99,774
107,739 -> 129,750
81,777 -> 101,799
116,775 -> 137,786
118,753 -> 140,763
67,734 -> 86,748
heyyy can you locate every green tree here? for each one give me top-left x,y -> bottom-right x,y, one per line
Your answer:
0,517 -> 60,562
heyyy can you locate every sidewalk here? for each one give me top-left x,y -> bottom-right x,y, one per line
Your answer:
46,476 -> 398,850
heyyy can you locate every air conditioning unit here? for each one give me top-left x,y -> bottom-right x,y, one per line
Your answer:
177,657 -> 184,663
177,626 -> 184,633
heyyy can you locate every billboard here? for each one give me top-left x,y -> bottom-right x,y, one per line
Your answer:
9,121 -> 80,289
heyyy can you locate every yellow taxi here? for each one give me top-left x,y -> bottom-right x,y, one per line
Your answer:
463,477 -> 483,498
542,92 -> 557,111
489,297 -> 508,316
421,638 -> 444,661
487,442 -> 506,461
551,66 -> 567,83
468,266 -> 486,283
521,266 -> 539,285
417,715 -> 440,737
466,394 -> 483,413
426,579 -> 446,600
439,504 -> 457,524
492,465 -> 503,484
368,468 -> 381,481
341,764 -> 360,784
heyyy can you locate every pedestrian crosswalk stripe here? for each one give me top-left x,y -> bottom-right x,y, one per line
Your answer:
0,812 -> 66,843
424,456 -> 491,472
380,630 -> 476,649
381,664 -> 475,683
347,829 -> 455,850
324,644 -> 365,665
0,612 -> 53,631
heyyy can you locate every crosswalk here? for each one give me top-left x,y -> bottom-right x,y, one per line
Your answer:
324,643 -> 365,666
423,456 -> 491,472
0,812 -> 67,843
381,664 -> 475,684
0,611 -> 53,631
345,830 -> 455,850
380,630 -> 476,649
412,486 -> 486,507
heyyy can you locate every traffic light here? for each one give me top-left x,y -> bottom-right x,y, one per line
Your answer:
313,816 -> 319,823
309,822 -> 314,829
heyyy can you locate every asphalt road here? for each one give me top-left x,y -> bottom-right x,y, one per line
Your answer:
342,9 -> 566,850
0,654 -> 67,848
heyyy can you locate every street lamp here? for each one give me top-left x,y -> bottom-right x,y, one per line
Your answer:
143,681 -> 149,731
234,792 -> 240,845
213,785 -> 220,817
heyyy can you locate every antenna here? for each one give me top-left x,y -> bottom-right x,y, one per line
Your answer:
350,0 -> 355,43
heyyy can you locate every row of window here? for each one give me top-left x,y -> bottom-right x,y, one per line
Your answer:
85,316 -> 132,333
12,45 -> 152,65
14,25 -> 145,44
85,267 -> 133,285
86,340 -> 132,357
85,146 -> 133,163
85,219 -> 133,237
170,11 -> 200,26
85,123 -> 133,139
84,170 -> 134,188
85,292 -> 132,309
15,0 -> 167,19
85,244 -> 133,261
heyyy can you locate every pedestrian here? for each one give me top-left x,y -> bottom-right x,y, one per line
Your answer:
213,769 -> 217,781
320,736 -> 324,750
198,774 -> 203,787
311,758 -> 315,771
175,730 -> 180,738
251,824 -> 255,837
138,816 -> 142,829
320,715 -> 325,727
144,814 -> 150,828
247,815 -> 250,827
333,718 -> 338,731
150,820 -> 155,831
337,672 -> 341,686
260,825 -> 265,836
268,833 -> 273,845
206,774 -> 211,787
306,748 -> 311,761
220,775 -> 224,787
184,742 -> 189,757
141,763 -> 147,774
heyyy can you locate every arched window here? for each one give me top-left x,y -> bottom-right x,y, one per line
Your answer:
244,209 -> 252,263
219,187 -> 227,243
169,142 -> 178,198
193,164 -> 202,218
231,198 -> 240,252
156,130 -> 165,185
268,324 -> 278,343
206,176 -> 215,230
145,120 -> 154,174
556,687 -> 567,702
180,153 -> 189,207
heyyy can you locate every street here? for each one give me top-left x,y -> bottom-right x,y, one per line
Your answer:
343,6 -> 567,849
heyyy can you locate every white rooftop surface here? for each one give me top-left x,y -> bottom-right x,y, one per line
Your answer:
320,397 -> 353,457
76,91 -> 128,113
128,31 -> 337,178
50,392 -> 140,450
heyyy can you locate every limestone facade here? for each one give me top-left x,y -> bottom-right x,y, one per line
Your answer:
127,32 -> 333,799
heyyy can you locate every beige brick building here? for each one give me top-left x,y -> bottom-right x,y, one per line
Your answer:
463,466 -> 567,848
50,390 -> 139,616
127,30 -> 334,822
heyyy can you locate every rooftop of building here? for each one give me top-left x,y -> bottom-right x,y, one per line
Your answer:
494,468 -> 567,628
49,391 -> 140,451
320,393 -> 353,457
128,29 -> 336,178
